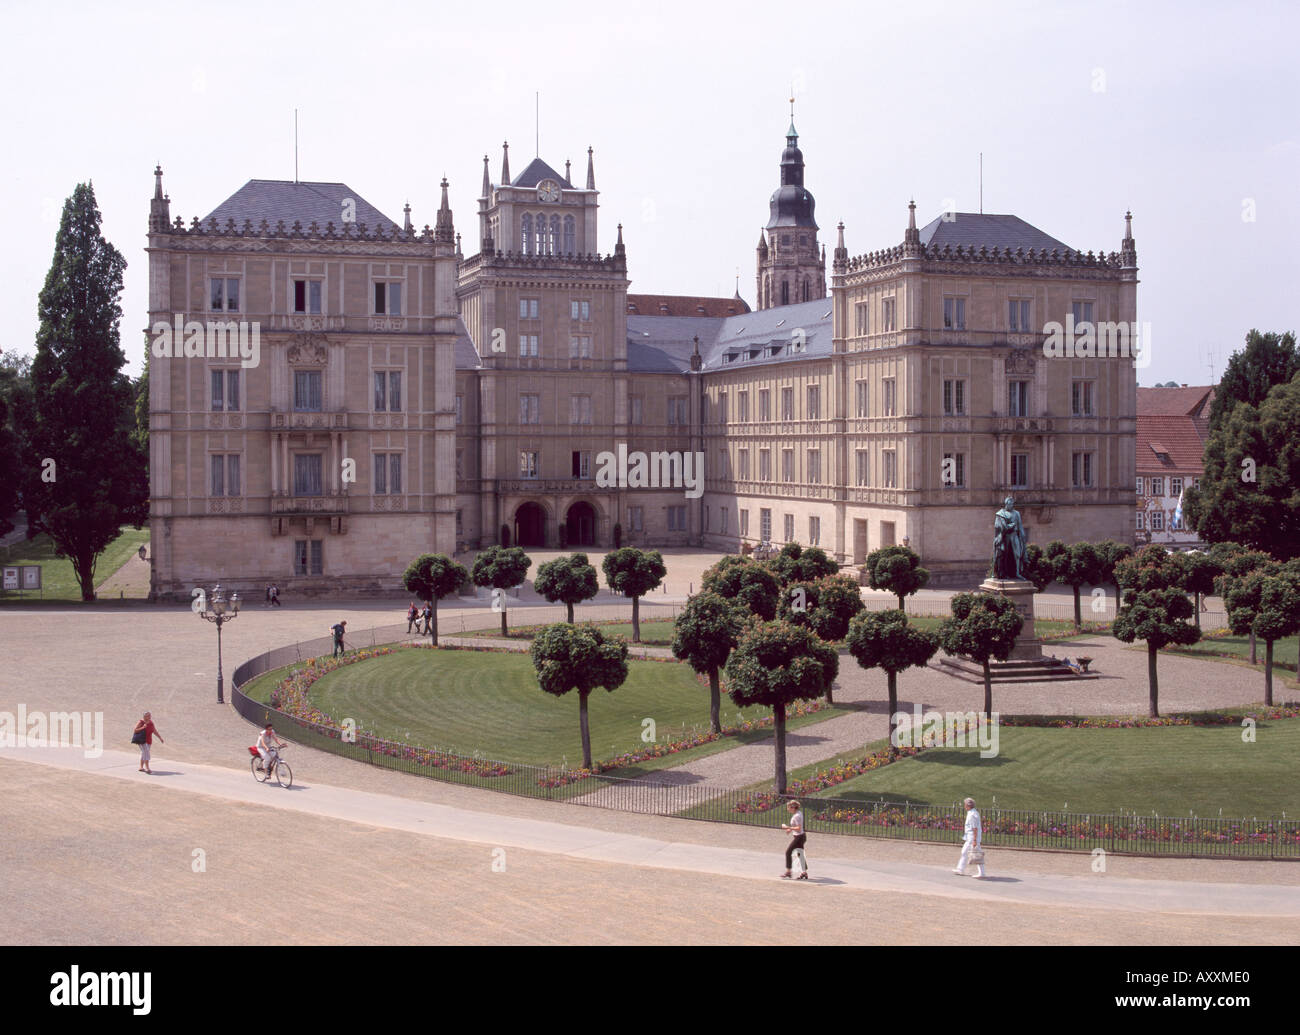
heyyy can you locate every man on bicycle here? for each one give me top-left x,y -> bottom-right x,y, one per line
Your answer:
256,723 -> 286,778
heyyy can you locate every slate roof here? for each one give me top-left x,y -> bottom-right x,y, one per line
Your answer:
918,212 -> 1072,254
627,294 -> 751,317
203,180 -> 397,229
511,158 -> 573,190
454,321 -> 481,369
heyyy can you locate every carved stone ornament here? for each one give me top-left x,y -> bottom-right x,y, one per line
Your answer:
287,333 -> 329,365
1005,348 -> 1036,375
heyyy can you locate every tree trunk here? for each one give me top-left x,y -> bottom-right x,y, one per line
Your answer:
774,701 -> 787,794
1264,638 -> 1274,707
1193,592 -> 1201,630
500,605 -> 508,638
1073,586 -> 1082,632
708,668 -> 721,734
74,550 -> 96,601
430,601 -> 439,646
566,601 -> 575,623
1147,643 -> 1160,718
579,691 -> 592,770
1250,629 -> 1257,665
982,659 -> 992,719
887,671 -> 899,757
632,594 -> 641,643
897,593 -> 905,612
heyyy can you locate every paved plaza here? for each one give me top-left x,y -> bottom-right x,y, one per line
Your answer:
1,553 -> 1297,945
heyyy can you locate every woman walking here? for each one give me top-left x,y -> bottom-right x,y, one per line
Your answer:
133,711 -> 163,774
780,799 -> 809,880
953,797 -> 986,878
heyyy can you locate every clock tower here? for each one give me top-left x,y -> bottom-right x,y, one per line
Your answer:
756,116 -> 826,310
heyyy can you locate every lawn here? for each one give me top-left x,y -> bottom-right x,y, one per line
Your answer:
0,527 -> 149,602
797,723 -> 1300,818
239,646 -> 845,771
1161,630 -> 1298,675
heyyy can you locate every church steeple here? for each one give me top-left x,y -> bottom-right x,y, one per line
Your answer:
756,110 -> 825,310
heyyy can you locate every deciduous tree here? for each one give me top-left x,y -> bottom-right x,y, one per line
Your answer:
402,553 -> 468,645
1113,545 -> 1201,717
701,554 -> 780,620
847,609 -> 939,755
531,623 -> 629,770
938,593 -> 1024,718
534,552 -> 599,623
471,545 -> 532,637
1223,573 -> 1300,706
671,591 -> 750,732
602,547 -> 666,642
863,545 -> 930,611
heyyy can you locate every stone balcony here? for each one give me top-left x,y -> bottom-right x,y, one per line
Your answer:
271,490 -> 349,514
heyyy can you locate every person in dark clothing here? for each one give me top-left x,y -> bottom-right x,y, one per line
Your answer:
331,620 -> 347,657
780,799 -> 808,880
407,601 -> 419,633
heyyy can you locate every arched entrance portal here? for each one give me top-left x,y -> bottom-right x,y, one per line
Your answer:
565,501 -> 597,547
515,502 -> 546,547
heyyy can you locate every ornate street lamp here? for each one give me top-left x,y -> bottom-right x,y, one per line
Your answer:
199,584 -> 240,703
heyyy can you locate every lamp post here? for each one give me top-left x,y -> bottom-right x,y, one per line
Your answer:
199,584 -> 240,703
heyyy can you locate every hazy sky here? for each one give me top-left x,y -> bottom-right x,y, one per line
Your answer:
2,0 -> 1296,388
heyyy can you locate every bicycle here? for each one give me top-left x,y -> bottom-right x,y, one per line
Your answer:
248,744 -> 292,788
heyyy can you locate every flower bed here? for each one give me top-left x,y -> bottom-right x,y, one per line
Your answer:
999,704 -> 1300,729
731,745 -> 923,814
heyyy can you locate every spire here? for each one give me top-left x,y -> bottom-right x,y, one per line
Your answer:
908,198 -> 917,230
481,154 -> 490,198
149,164 -> 171,232
501,141 -> 510,185
787,91 -> 798,143
586,146 -> 595,190
903,199 -> 921,254
757,229 -> 768,255
153,164 -> 164,200
1121,209 -> 1137,267
403,202 -> 412,232
615,222 -> 624,256
690,334 -> 702,371
455,231 -> 462,259
565,158 -> 571,182
833,221 -> 848,273
434,177 -> 454,245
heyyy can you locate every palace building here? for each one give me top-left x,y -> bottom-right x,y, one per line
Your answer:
145,120 -> 1137,599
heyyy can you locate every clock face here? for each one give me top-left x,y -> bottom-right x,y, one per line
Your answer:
538,180 -> 560,203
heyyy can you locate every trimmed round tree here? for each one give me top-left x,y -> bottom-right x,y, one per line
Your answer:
1095,540 -> 1135,619
770,542 -> 839,586
1113,545 -> 1201,717
938,592 -> 1024,718
725,620 -> 838,794
530,623 -> 629,770
671,590 -> 750,733
602,547 -> 667,642
534,552 -> 599,623
863,545 -> 930,611
1209,543 -> 1276,664
1178,551 -> 1220,631
701,554 -> 780,620
778,574 -> 864,704
1223,573 -> 1300,706
1047,540 -> 1103,632
402,553 -> 469,646
847,609 -> 939,756
471,545 -> 532,637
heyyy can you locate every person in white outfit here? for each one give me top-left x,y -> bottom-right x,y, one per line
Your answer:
953,797 -> 986,878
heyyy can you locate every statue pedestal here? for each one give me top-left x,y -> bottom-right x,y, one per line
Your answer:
980,578 -> 1043,661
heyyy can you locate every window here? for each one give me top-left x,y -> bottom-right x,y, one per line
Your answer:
883,378 -> 897,417
1172,511 -> 1183,531
943,297 -> 966,330
740,509 -> 750,537
759,449 -> 771,481
569,335 -> 592,358
758,389 -> 771,422
570,300 -> 591,321
737,391 -> 750,422
882,298 -> 896,332
1009,299 -> 1031,332
808,450 -> 821,484
210,278 -> 240,312
721,507 -> 729,534
1071,380 -> 1094,416
521,214 -> 533,255
1151,511 -> 1165,532
293,279 -> 322,314
1193,477 -> 1200,490
942,452 -> 966,488
809,516 -> 821,545
1150,477 -> 1164,496
294,540 -> 324,576
760,508 -> 772,540
782,449 -> 794,483
374,282 -> 402,315
701,397 -> 709,424
1008,380 -> 1029,417
1010,453 -> 1029,489
783,514 -> 795,542
210,454 -> 241,496
703,507 -> 710,533
1136,511 -> 1145,530
738,449 -> 751,481
293,370 -> 322,412
563,215 -> 576,255
855,302 -> 869,336
519,334 -> 539,357
571,451 -> 592,478
855,379 -> 869,418
630,396 -> 643,425
374,454 -> 403,494
455,448 -> 464,478
1072,301 -> 1094,326
855,449 -> 870,486
1136,476 -> 1145,495
943,379 -> 965,416
883,449 -> 897,488
519,451 -> 539,479
456,509 -> 463,536
667,397 -> 688,425
455,395 -> 463,424
374,371 -> 402,411
781,387 -> 794,421
629,506 -> 644,532
806,385 -> 820,420
668,506 -> 687,531
520,394 -> 540,424
293,454 -> 323,496
1071,452 -> 1093,488
211,370 -> 240,411
1171,477 -> 1183,497
718,391 -> 728,424
570,395 -> 592,425
519,299 -> 540,319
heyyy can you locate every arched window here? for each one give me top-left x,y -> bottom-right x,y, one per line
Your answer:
521,214 -> 532,255
781,279 -> 789,306
551,215 -> 562,256
536,212 -> 549,255
563,215 -> 576,254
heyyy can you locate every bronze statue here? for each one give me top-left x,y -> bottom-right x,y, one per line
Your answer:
992,496 -> 1027,580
